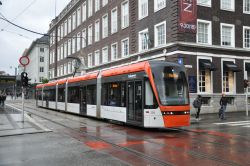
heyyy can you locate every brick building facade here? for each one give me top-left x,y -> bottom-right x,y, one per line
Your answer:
48,0 -> 250,113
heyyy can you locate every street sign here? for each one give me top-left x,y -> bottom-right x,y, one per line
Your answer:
19,56 -> 30,67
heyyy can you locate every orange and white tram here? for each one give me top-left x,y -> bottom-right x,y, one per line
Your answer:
36,61 -> 190,128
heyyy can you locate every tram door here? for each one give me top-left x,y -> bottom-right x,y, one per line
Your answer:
80,86 -> 87,115
127,81 -> 143,124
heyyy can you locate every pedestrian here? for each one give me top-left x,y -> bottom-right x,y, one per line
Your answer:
219,93 -> 228,120
193,95 -> 202,121
1,90 -> 6,108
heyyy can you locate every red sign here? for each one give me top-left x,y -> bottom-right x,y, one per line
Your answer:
179,0 -> 197,33
19,56 -> 30,67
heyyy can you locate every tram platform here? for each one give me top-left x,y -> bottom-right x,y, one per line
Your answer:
0,105 -> 51,137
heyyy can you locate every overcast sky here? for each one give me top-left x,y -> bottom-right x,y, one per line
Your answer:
0,0 -> 70,75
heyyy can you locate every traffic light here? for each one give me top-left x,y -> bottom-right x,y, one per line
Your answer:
21,72 -> 29,87
244,79 -> 249,88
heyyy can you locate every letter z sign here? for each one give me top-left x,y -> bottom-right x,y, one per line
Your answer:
179,0 -> 197,33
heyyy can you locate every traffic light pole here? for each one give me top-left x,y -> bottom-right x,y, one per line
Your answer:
22,86 -> 25,123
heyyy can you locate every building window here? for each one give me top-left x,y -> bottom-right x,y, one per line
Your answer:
68,16 -> 72,33
72,35 -> 76,54
121,38 -> 129,57
40,56 -> 44,62
243,26 -> 250,49
77,7 -> 81,27
220,0 -> 235,11
111,43 -> 118,61
102,47 -> 108,63
39,77 -> 44,82
198,58 -> 214,93
223,71 -> 230,92
61,24 -> 64,38
154,0 -> 166,12
82,2 -> 86,22
221,23 -> 235,47
57,47 -> 60,61
88,53 -> 92,67
197,0 -> 211,7
68,39 -> 71,56
197,20 -> 212,45
88,24 -> 93,45
88,0 -> 93,17
95,50 -> 100,66
40,48 -> 44,52
121,1 -> 129,29
64,20 -> 68,36
60,45 -> 64,60
64,64 -> 67,75
61,65 -> 64,76
111,8 -> 118,34
95,20 -> 100,42
139,29 -> 149,52
64,42 -> 67,58
40,67 -> 44,73
77,33 -> 81,52
72,12 -> 76,30
95,0 -> 100,12
244,0 -> 250,13
103,0 -> 108,7
57,26 -> 60,41
68,62 -> 72,73
139,0 -> 148,19
102,14 -> 108,38
82,29 -> 86,48
154,21 -> 166,47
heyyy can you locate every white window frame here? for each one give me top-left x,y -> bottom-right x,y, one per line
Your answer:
111,42 -> 118,61
77,32 -> 81,52
95,19 -> 100,42
197,19 -> 212,45
154,0 -> 166,12
197,0 -> 211,7
121,37 -> 129,57
88,53 -> 92,67
220,0 -> 235,11
102,46 -> 109,64
94,50 -> 100,66
102,14 -> 108,38
88,0 -> 93,18
138,28 -> 149,52
243,26 -> 250,49
102,0 -> 108,7
111,7 -> 118,34
220,23 -> 235,47
196,56 -> 213,94
64,20 -> 68,36
68,39 -> 71,56
121,0 -> 129,29
72,12 -> 76,30
77,7 -> 81,27
95,0 -> 100,12
154,21 -> 166,47
72,35 -> 76,54
221,58 -> 236,94
82,2 -> 87,22
88,24 -> 93,45
64,42 -> 67,58
244,0 -> 250,14
138,0 -> 148,20
68,16 -> 72,33
82,29 -> 86,48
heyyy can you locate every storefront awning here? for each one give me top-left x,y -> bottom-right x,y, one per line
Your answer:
199,59 -> 217,71
223,61 -> 241,72
245,63 -> 250,71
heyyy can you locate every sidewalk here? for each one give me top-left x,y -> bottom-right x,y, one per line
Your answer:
0,105 -> 50,137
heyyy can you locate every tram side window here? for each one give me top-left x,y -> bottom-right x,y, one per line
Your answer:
48,89 -> 56,101
102,82 -> 126,107
87,85 -> 96,105
68,86 -> 80,103
44,90 -> 49,100
145,80 -> 157,109
58,87 -> 65,102
37,90 -> 42,100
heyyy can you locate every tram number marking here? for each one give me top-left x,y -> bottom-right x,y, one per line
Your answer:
128,74 -> 136,79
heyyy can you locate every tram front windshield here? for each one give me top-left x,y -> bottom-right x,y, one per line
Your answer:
152,66 -> 189,106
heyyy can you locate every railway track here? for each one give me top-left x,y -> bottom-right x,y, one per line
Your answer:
7,102 -> 245,166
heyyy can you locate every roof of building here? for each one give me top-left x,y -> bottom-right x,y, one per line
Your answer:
23,35 -> 49,57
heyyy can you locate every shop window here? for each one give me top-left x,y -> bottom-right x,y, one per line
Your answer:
226,97 -> 234,105
68,86 -> 80,103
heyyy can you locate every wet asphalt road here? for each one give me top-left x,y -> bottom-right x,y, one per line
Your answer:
1,100 -> 250,166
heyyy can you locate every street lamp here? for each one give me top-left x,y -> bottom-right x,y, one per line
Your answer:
66,54 -> 87,77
